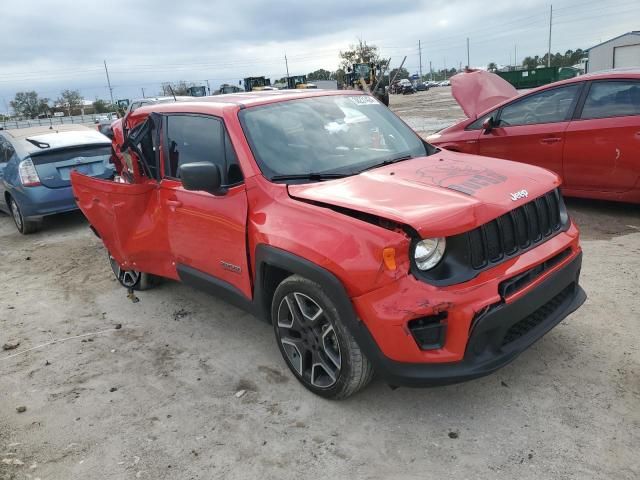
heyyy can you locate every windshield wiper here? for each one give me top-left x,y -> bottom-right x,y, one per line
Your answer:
358,154 -> 414,173
270,172 -> 350,182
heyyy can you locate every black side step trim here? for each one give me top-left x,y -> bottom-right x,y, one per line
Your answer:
176,264 -> 257,316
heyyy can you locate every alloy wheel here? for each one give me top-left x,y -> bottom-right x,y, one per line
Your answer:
276,292 -> 341,388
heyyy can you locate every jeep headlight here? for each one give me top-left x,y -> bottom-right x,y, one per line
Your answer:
414,238 -> 446,271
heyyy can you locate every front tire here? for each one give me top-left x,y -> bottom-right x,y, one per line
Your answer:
272,275 -> 374,399
108,252 -> 154,290
9,196 -> 42,234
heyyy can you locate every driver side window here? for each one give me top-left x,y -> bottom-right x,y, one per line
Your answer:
164,115 -> 243,185
498,84 -> 581,127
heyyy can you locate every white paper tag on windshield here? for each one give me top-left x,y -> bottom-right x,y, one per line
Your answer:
348,95 -> 378,106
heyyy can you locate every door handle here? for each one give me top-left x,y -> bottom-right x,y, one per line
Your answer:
540,137 -> 562,144
165,199 -> 182,210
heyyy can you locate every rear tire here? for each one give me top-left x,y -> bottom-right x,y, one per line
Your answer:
272,275 -> 374,399
9,196 -> 42,234
108,252 -> 154,291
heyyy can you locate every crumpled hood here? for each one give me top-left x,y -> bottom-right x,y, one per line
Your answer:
451,69 -> 518,119
288,152 -> 560,238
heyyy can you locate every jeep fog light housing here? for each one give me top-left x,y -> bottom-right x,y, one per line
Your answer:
414,238 -> 446,270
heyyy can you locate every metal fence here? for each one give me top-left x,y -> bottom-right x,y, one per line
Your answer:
1,112 -> 119,130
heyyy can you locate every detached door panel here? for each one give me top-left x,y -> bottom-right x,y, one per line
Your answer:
564,80 -> 640,191
71,174 -> 174,278
478,83 -> 582,178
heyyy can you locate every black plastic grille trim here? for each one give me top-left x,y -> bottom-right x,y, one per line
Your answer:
501,283 -> 575,347
467,190 -> 564,270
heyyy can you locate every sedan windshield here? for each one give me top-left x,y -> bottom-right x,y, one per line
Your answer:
239,94 -> 434,181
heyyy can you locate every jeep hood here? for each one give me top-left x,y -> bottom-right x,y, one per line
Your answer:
451,69 -> 518,119
287,152 -> 560,238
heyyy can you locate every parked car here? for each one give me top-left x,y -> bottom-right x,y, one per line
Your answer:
0,125 -> 113,233
71,90 -> 585,398
427,69 -> 640,203
416,82 -> 429,92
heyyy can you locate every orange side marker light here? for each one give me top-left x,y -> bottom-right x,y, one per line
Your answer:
383,247 -> 397,271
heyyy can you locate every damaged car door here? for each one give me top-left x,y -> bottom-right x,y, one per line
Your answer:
158,114 -> 252,299
71,114 -> 175,279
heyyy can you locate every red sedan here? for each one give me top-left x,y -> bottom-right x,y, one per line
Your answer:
427,69 -> 640,203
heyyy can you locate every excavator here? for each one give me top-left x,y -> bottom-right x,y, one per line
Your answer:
345,62 -> 389,106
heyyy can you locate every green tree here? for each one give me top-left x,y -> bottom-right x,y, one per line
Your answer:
92,99 -> 114,113
57,89 -> 84,115
339,39 -> 387,71
307,69 -> 333,81
10,91 -> 50,118
487,62 -> 498,72
389,67 -> 409,82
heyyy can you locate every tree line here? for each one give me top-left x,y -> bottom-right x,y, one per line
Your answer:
9,89 -> 116,119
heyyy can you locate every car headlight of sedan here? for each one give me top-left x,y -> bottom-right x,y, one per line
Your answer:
414,238 -> 446,271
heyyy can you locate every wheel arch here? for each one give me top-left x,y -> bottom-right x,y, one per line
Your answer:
254,244 -> 355,325
253,243 -> 389,375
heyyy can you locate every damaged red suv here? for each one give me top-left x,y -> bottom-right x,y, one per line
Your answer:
71,90 -> 586,398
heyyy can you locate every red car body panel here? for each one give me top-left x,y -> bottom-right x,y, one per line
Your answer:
431,70 -> 640,203
450,69 -> 517,119
288,153 -> 561,238
71,90 -> 586,386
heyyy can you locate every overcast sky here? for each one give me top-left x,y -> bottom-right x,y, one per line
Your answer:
0,0 -> 636,111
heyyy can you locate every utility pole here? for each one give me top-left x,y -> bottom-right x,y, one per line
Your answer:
429,61 -> 432,81
547,4 -> 553,67
103,60 -> 114,105
443,58 -> 447,80
418,40 -> 423,79
514,44 -> 517,69
205,79 -> 211,95
466,37 -> 470,68
141,88 -> 145,98
285,54 -> 290,81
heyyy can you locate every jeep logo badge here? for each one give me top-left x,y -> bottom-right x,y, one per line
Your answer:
510,189 -> 528,201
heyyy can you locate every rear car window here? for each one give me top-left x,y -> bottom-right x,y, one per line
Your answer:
29,145 -> 111,165
581,80 -> 640,119
499,84 -> 581,127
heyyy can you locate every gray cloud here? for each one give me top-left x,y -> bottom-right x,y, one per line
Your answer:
0,0 -> 636,109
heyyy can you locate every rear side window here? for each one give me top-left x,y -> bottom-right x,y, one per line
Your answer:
499,84 -> 581,126
581,80 -> 640,119
165,115 -> 242,184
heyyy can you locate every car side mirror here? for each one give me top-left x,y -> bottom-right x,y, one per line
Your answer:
178,162 -> 227,196
482,116 -> 496,133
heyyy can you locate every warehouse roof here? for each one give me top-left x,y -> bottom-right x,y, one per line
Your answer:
587,31 -> 640,51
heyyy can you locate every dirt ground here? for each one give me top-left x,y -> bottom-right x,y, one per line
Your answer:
1,89 -> 639,480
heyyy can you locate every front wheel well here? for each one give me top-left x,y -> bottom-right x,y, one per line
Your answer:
260,263 -> 293,323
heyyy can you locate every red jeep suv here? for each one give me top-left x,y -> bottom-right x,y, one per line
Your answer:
71,90 -> 586,398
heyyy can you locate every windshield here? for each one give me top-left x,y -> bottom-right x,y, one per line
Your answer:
239,95 -> 432,180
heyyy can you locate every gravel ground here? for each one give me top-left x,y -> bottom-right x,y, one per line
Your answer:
1,89 -> 639,480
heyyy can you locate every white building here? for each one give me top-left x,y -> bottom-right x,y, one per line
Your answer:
586,31 -> 640,73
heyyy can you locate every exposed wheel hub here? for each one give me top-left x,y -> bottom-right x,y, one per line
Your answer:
108,253 -> 140,288
276,292 -> 341,389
